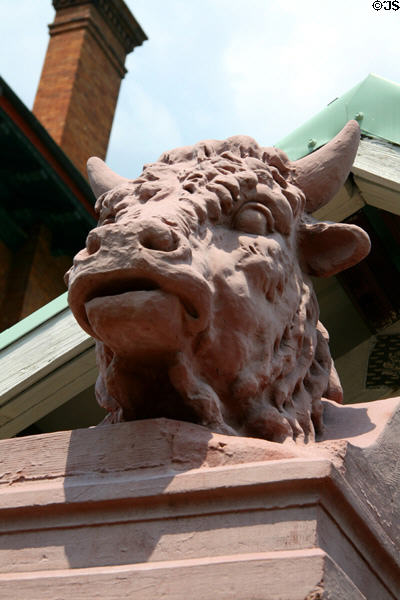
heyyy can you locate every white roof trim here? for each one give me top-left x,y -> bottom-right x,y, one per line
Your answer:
0,307 -> 95,438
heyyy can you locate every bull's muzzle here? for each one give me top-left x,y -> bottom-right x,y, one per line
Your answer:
67,215 -> 211,346
84,217 -> 181,258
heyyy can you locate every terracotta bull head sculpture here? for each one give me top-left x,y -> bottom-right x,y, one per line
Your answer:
67,121 -> 370,442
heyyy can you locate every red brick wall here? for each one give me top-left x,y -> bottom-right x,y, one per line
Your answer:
0,228 -> 70,331
20,228 -> 71,319
33,3 -> 127,176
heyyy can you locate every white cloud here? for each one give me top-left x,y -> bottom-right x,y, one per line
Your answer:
2,0 -> 400,172
107,81 -> 184,178
0,1 -> 53,108
222,0 -> 400,143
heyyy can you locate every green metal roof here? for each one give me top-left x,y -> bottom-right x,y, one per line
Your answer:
275,74 -> 400,160
3,73 -> 400,354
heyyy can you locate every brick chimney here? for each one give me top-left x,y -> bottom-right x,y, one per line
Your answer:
33,0 -> 147,176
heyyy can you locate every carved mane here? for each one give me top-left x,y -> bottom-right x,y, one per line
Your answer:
69,124 -> 369,443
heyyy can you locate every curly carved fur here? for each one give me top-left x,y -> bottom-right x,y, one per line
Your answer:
80,136 -> 345,442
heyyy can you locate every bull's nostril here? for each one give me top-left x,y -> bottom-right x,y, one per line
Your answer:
139,225 -> 178,252
86,232 -> 101,255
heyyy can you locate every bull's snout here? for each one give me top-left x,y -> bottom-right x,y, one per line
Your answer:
84,217 -> 180,258
67,209 -> 211,338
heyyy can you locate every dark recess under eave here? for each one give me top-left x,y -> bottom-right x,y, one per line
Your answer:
0,76 -> 96,255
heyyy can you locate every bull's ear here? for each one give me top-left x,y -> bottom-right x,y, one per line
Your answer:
299,221 -> 371,278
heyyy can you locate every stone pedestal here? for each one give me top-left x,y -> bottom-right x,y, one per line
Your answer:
0,398 -> 399,599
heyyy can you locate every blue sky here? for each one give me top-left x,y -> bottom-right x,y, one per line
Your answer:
1,1 -> 400,178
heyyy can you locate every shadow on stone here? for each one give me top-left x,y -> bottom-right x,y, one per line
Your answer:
320,400 -> 375,441
62,416 -> 317,570
63,418 -> 214,569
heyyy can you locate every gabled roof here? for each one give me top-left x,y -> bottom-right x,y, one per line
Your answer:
3,74 -> 400,438
276,74 -> 400,160
0,292 -> 68,352
0,76 -> 96,254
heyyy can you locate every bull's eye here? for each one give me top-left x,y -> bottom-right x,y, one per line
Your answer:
234,205 -> 273,235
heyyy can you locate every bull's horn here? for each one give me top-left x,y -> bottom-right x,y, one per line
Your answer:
292,120 -> 360,213
87,157 -> 129,199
